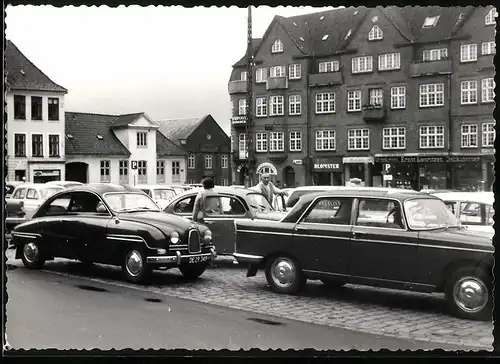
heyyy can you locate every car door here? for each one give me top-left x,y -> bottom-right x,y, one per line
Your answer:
24,188 -> 41,218
291,196 -> 354,275
348,197 -> 419,285
167,194 -> 197,220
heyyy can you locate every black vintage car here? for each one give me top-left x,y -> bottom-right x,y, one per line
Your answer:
233,189 -> 494,321
11,183 -> 216,283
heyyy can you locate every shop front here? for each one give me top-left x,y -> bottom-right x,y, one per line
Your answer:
450,153 -> 493,191
312,157 -> 343,186
32,169 -> 61,183
343,156 -> 374,187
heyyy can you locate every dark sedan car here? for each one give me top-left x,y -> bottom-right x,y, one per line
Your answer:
11,183 -> 216,284
164,187 -> 287,255
233,189 -> 493,321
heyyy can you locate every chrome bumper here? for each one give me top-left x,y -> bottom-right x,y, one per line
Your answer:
146,246 -> 217,265
233,252 -> 264,264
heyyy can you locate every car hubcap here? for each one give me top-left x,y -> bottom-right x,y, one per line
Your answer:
453,276 -> 488,313
271,258 -> 296,288
126,250 -> 143,277
23,242 -> 39,263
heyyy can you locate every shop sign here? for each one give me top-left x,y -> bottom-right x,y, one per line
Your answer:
447,156 -> 481,163
383,174 -> 393,181
400,156 -> 445,163
231,116 -> 247,124
293,159 -> 303,165
33,170 -> 60,177
200,144 -> 219,152
342,156 -> 374,164
312,158 -> 343,172
481,149 -> 494,155
256,162 -> 278,175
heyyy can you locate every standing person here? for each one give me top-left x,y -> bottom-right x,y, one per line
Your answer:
251,172 -> 287,204
192,177 -> 216,223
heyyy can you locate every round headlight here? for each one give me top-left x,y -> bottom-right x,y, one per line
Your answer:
203,229 -> 212,243
170,231 -> 180,244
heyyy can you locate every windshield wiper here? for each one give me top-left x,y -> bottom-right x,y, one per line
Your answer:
120,207 -> 159,212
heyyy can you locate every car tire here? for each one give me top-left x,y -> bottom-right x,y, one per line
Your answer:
179,262 -> 208,280
321,279 -> 346,289
265,255 -> 305,294
122,247 -> 152,284
20,241 -> 46,269
445,266 -> 492,321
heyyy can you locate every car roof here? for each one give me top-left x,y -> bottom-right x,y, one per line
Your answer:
137,185 -> 176,190
297,188 -> 428,204
433,191 -> 494,205
14,183 -> 63,190
64,183 -> 145,194
291,186 -> 419,193
175,186 -> 260,198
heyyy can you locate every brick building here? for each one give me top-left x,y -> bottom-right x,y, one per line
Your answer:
228,6 -> 496,190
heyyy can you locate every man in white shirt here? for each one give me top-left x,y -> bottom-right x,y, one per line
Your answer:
251,172 -> 287,204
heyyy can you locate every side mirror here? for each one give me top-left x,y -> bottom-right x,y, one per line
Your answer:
96,202 -> 107,213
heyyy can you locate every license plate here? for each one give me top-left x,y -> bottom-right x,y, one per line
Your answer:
188,255 -> 209,264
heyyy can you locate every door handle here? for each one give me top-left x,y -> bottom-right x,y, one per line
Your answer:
295,226 -> 308,232
352,232 -> 365,239
205,221 -> 215,225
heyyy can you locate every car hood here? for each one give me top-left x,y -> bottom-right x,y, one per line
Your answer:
255,210 -> 287,221
418,227 -> 493,250
117,211 -> 194,232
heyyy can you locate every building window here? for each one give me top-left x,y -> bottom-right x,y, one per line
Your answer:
172,161 -> 180,183
347,90 -> 361,112
382,127 -> 406,150
289,95 -> 301,115
239,133 -> 247,158
482,123 -> 495,147
288,64 -> 301,79
289,131 -> 302,152
256,133 -> 268,152
271,39 -> 283,53
48,135 -> 60,157
204,155 -> 212,169
315,92 -> 335,114
138,161 -> 147,184
269,96 -> 284,116
460,44 -> 478,62
221,178 -> 229,187
256,97 -> 267,117
100,160 -> 110,183
391,86 -> 406,109
240,71 -> 247,81
256,68 -> 267,83
238,99 -> 247,115
352,56 -> 373,73
368,25 -> 383,40
31,134 -> 43,157
156,160 -> 165,183
14,95 -> 26,119
319,61 -> 339,73
369,89 -> 383,107
315,130 -> 335,151
485,8 -> 497,25
31,96 -> 43,120
48,98 -> 59,121
422,48 -> 448,61
419,126 -> 444,149
270,132 -> 284,152
348,129 -> 370,150
14,133 -> 26,157
482,78 -> 495,103
119,160 -> 128,184
188,153 -> 195,169
419,83 -> 444,107
136,131 -> 147,147
221,155 -> 228,169
481,41 -> 496,55
270,65 -> 285,78
378,53 -> 401,71
460,81 -> 478,104
461,124 -> 478,148
423,16 -> 440,28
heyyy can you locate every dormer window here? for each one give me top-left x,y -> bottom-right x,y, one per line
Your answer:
66,134 -> 74,139
240,71 -> 247,81
96,134 -> 104,140
293,21 -> 298,27
423,16 -> 440,28
299,37 -> 305,42
368,25 -> 383,40
485,8 -> 497,25
345,29 -> 352,40
271,39 -> 283,53
320,15 -> 325,20
322,34 -> 329,41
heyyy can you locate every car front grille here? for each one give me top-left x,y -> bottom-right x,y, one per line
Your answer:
188,229 -> 201,253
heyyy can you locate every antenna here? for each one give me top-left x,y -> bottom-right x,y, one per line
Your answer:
245,5 -> 254,187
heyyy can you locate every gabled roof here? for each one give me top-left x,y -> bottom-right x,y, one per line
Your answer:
65,112 -> 130,156
156,116 -> 207,145
233,38 -> 263,67
156,131 -> 187,157
5,40 -> 68,93
380,6 -> 416,43
109,112 -> 158,129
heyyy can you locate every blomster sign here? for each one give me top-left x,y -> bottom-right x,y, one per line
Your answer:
314,163 -> 340,170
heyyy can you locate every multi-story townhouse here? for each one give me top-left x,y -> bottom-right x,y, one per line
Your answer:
65,112 -> 187,184
6,40 -> 68,183
156,115 -> 231,186
228,6 -> 496,190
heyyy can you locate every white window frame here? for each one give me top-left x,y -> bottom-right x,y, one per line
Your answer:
347,129 -> 370,151
256,133 -> 268,152
390,86 -> 406,109
315,130 -> 336,151
221,155 -> 228,169
256,68 -> 267,83
238,133 -> 247,158
269,96 -> 284,116
378,53 -> 401,71
481,41 -> 496,55
352,56 -> 373,73
269,132 -> 284,152
485,8 -> 497,25
240,71 -> 247,81
171,161 -> 180,183
422,48 -> 448,61
382,127 -> 406,150
460,80 -> 478,105
136,131 -> 147,148
419,126 -> 445,149
482,123 -> 495,147
315,92 -> 335,114
419,83 -> 444,107
289,131 -> 302,152
204,154 -> 213,169
221,178 -> 229,187
319,61 -> 339,73
289,95 -> 301,115
288,64 -> 302,79
368,25 -> 383,40
460,44 -> 478,63
369,89 -> 383,107
272,39 -> 284,53
137,160 -> 148,184
423,16 -> 440,28
100,160 -> 111,183
461,124 -> 478,148
238,99 -> 247,115
119,160 -> 128,184
270,65 -> 286,78
156,160 -> 165,183
347,90 -> 361,112
481,78 -> 495,103
188,153 -> 195,169
256,97 -> 267,117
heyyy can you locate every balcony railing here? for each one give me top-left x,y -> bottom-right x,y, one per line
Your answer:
410,59 -> 452,77
477,54 -> 494,70
228,80 -> 248,94
266,77 -> 288,90
308,71 -> 343,87
362,104 -> 385,121
231,116 -> 247,126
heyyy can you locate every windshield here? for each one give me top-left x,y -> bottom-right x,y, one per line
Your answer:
287,190 -> 326,208
103,192 -> 161,212
154,189 -> 176,200
404,198 -> 460,230
246,193 -> 274,212
40,187 -> 64,199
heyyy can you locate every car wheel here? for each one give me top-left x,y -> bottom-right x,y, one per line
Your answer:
179,262 -> 208,280
265,255 -> 305,294
122,247 -> 152,284
445,266 -> 492,321
321,279 -> 346,289
21,241 -> 46,269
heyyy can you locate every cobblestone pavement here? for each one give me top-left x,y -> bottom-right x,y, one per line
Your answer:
5,250 -> 493,350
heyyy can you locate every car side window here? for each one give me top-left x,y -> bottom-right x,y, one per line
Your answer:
13,188 -> 26,199
302,197 -> 353,225
445,201 -> 456,214
211,196 -> 246,216
141,189 -> 152,198
204,196 -> 223,215
459,202 -> 482,225
485,205 -> 494,226
42,195 -> 73,216
26,188 -> 37,199
173,196 -> 196,214
355,198 -> 405,229
68,192 -> 103,214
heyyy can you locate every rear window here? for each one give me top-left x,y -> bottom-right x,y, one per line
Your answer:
286,190 -> 327,208
40,187 -> 63,199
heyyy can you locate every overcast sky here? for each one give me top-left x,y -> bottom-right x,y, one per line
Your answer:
6,5 -> 336,135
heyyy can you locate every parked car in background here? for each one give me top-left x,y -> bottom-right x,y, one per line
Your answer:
11,183 -> 216,284
6,181 -> 23,199
8,183 -> 65,222
45,181 -> 84,188
163,187 -> 287,255
420,189 -> 460,194
234,189 -> 493,321
138,185 -> 178,210
432,192 -> 494,235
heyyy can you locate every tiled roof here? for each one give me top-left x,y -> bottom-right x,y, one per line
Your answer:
5,40 -> 68,93
65,112 -> 130,156
233,38 -> 263,67
155,116 -> 206,145
156,131 -> 187,157
110,113 -> 149,128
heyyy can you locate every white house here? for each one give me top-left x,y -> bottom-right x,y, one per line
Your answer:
65,112 -> 187,185
5,40 -> 68,182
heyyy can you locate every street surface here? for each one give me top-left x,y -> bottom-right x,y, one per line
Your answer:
5,248 -> 493,350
